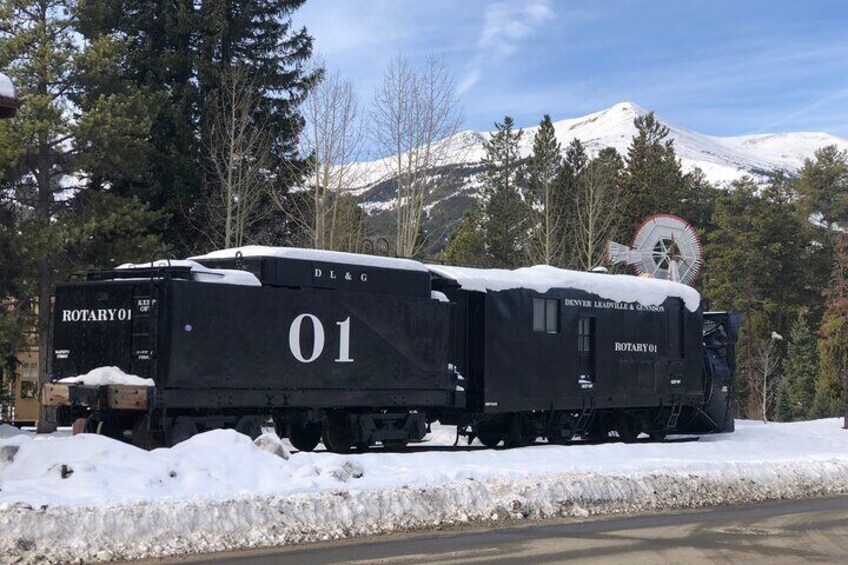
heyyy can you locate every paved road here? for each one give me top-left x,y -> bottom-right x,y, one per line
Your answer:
158,496 -> 848,565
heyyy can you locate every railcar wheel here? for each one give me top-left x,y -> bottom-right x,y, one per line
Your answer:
289,423 -> 322,452
649,429 -> 668,441
131,415 -> 162,450
170,417 -> 198,445
476,431 -> 502,449
323,411 -> 353,454
616,414 -> 639,443
382,439 -> 409,451
508,414 -> 536,447
235,416 -> 262,440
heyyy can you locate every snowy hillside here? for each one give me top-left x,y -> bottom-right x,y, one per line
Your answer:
351,102 -> 848,227
2,419 -> 848,563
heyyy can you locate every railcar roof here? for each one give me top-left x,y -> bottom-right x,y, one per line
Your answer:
427,264 -> 701,312
117,259 -> 261,286
191,246 -> 430,273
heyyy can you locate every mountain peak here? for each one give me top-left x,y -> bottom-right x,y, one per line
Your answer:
606,101 -> 649,116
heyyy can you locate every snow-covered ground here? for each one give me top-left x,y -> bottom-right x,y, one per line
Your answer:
1,419 -> 847,563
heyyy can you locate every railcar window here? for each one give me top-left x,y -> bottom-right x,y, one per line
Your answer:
533,298 -> 559,334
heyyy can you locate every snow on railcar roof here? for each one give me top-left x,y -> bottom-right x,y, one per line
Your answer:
191,245 -> 429,273
117,259 -> 261,286
427,264 -> 701,312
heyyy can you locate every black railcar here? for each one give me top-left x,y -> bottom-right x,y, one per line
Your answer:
44,248 -> 738,451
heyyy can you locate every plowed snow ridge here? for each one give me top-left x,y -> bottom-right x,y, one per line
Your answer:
1,419 -> 847,563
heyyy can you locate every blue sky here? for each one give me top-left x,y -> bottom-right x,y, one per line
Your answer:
295,0 -> 848,140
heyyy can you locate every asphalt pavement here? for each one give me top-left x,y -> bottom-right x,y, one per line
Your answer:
153,495 -> 848,565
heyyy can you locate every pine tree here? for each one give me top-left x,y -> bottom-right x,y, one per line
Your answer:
75,0 -> 320,253
703,175 -> 808,417
813,233 -> 848,419
479,116 -> 526,268
0,1 -> 164,430
796,145 -> 848,229
524,115 -> 565,266
440,207 -> 487,267
619,112 -> 686,238
775,311 -> 819,421
559,138 -> 587,266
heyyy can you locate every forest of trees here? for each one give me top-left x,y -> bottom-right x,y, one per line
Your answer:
440,112 -> 848,423
1,1 -> 847,424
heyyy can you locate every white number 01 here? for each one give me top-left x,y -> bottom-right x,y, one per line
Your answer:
288,314 -> 354,364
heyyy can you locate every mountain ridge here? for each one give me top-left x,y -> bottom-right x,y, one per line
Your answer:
349,101 -> 848,230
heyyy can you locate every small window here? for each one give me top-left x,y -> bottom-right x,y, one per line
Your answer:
533,298 -> 559,334
578,317 -> 594,353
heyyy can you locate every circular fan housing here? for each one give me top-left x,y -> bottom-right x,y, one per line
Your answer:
628,214 -> 703,285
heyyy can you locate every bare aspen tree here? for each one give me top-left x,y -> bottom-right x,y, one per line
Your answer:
205,64 -> 273,249
751,332 -> 784,422
373,55 -> 463,258
572,151 -> 623,271
285,65 -> 367,251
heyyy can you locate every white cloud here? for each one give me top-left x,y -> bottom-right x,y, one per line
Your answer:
460,1 -> 555,94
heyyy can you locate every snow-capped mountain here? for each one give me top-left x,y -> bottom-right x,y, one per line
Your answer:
349,102 -> 848,230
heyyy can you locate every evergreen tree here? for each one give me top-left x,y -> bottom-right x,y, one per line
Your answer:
559,138 -> 587,266
703,175 -> 808,417
440,207 -> 487,267
479,116 -> 526,268
796,145 -> 848,229
524,115 -> 565,266
813,233 -> 848,419
775,311 -> 819,421
619,112 -> 686,238
679,167 -> 723,236
75,0 -> 320,253
0,1 -> 164,428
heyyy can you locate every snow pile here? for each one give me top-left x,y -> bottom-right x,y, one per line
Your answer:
0,72 -> 13,99
117,259 -> 261,287
57,366 -> 154,387
429,263 -> 701,311
2,419 -> 848,563
191,245 -> 429,273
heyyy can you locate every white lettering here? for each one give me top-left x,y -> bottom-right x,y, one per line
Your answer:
335,317 -> 354,363
614,342 -> 658,353
314,268 -> 322,278
61,308 -> 131,323
329,270 -> 337,280
289,314 -> 325,363
360,273 -> 368,282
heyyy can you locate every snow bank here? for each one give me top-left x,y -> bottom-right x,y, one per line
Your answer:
1,419 -> 847,563
191,245 -> 429,273
0,72 -> 13,99
117,259 -> 261,287
428,264 -> 702,312
57,366 -> 154,387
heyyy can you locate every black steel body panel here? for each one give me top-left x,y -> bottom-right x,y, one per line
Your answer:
431,279 -> 704,414
52,276 -> 452,411
161,281 -> 451,406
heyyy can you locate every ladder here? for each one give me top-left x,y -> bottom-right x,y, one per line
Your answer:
574,398 -> 596,436
666,396 -> 683,431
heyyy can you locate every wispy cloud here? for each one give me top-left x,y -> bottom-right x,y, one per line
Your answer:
459,1 -> 555,94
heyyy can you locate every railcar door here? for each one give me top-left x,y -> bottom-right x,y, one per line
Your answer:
577,316 -> 596,390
